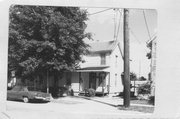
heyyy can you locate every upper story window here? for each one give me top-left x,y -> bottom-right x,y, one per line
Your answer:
115,74 -> 117,87
100,53 -> 106,65
115,55 -> 118,67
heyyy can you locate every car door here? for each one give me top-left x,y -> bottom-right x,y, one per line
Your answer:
19,87 -> 29,99
16,86 -> 25,100
8,86 -> 21,100
7,90 -> 14,99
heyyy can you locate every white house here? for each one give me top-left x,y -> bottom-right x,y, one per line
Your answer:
18,40 -> 124,95
56,40 -> 124,95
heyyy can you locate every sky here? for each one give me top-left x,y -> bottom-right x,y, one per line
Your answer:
83,7 -> 157,78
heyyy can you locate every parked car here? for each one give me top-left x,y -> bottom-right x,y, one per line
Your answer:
7,85 -> 51,103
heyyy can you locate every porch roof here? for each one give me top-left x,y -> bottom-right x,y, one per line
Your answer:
75,66 -> 110,72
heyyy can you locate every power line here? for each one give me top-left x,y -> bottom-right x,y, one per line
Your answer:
113,9 -> 123,59
130,29 -> 141,44
129,28 -> 149,54
88,8 -> 112,16
114,9 -> 118,39
143,10 -> 151,40
115,9 -> 122,41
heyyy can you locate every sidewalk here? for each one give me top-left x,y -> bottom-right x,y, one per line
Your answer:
79,96 -> 154,114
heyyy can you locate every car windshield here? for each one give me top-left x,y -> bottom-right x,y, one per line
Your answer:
12,86 -> 21,91
11,86 -> 43,92
27,86 -> 41,91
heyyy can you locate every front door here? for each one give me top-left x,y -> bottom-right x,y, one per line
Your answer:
89,72 -> 96,90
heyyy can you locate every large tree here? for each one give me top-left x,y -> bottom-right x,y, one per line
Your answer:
8,5 -> 91,79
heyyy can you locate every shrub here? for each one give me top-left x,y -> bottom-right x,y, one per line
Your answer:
130,72 -> 138,81
137,82 -> 151,95
68,89 -> 74,96
138,76 -> 147,81
86,88 -> 96,97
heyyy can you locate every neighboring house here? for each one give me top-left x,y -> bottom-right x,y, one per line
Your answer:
147,34 -> 157,96
56,40 -> 124,94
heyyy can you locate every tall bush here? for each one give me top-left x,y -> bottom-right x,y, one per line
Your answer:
137,82 -> 151,95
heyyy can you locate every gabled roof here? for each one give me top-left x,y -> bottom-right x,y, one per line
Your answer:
88,40 -> 118,53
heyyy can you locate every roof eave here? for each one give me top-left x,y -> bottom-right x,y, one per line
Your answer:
89,50 -> 112,54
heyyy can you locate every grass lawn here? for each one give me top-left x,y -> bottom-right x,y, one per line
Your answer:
131,99 -> 150,105
118,105 -> 154,113
119,96 -> 154,113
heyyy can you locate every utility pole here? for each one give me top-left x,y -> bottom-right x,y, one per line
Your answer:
123,8 -> 130,107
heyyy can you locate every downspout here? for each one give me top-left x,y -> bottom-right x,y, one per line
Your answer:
79,72 -> 81,92
108,72 -> 110,94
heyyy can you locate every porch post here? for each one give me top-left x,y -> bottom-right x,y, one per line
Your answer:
102,72 -> 106,97
79,72 -> 81,92
108,72 -> 110,94
47,70 -> 49,94
101,73 -> 104,96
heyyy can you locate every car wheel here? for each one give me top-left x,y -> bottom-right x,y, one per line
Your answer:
23,97 -> 29,103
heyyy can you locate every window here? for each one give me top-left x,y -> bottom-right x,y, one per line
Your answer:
100,53 -> 106,65
115,55 -> 118,67
115,74 -> 117,87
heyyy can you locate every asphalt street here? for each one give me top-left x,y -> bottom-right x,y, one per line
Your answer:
5,97 -> 152,119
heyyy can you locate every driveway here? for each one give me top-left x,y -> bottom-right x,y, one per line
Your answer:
6,96 -> 152,119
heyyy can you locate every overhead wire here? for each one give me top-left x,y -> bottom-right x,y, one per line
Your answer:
128,10 -> 149,54
113,9 -> 124,60
115,9 -> 122,41
130,29 -> 141,44
88,8 -> 150,58
143,10 -> 151,40
130,29 -> 149,54
88,8 -> 124,59
114,9 -> 118,39
88,8 -> 112,16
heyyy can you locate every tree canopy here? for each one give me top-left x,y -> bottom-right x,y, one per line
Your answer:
8,5 -> 91,78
